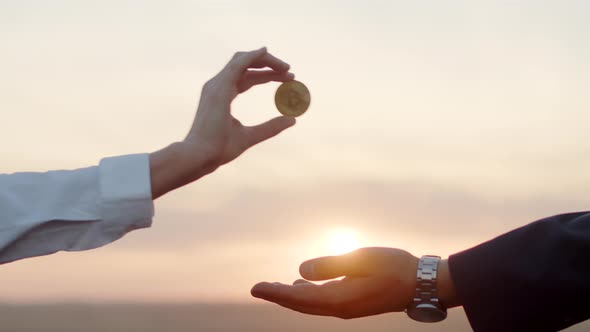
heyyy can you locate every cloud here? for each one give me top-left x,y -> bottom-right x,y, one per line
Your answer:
117,179 -> 590,251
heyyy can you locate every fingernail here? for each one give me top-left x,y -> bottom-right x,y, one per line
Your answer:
300,262 -> 314,278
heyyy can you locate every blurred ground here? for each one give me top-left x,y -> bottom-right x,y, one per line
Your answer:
0,303 -> 588,332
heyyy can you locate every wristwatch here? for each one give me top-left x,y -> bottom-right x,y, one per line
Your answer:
405,255 -> 447,322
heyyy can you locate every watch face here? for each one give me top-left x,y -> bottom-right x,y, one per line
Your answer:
407,303 -> 447,323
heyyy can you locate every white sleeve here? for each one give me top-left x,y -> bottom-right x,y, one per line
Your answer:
0,153 -> 154,264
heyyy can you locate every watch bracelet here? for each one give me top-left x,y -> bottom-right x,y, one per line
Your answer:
413,255 -> 442,305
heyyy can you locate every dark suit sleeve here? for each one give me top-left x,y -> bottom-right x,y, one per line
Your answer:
448,211 -> 590,332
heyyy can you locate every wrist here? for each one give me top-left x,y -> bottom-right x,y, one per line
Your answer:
149,141 -> 218,199
437,259 -> 460,308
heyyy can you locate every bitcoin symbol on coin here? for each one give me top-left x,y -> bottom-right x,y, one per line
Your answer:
274,80 -> 310,117
288,91 -> 301,108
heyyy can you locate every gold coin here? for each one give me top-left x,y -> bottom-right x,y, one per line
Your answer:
274,80 -> 311,117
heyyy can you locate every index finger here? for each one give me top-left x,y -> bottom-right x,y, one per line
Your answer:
250,52 -> 290,72
223,48 -> 290,80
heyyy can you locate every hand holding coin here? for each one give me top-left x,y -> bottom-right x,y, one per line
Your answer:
275,80 -> 311,117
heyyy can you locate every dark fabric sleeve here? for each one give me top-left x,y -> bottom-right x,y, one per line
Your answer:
448,211 -> 590,332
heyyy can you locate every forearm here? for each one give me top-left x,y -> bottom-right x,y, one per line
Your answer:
448,212 -> 590,331
149,141 -> 218,199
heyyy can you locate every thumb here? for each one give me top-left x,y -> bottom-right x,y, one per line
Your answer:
245,116 -> 296,147
299,250 -> 371,281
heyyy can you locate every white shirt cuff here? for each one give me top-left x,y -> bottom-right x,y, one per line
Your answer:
99,153 -> 154,224
70,153 -> 155,250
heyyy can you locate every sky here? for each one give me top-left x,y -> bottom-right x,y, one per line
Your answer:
0,0 -> 589,304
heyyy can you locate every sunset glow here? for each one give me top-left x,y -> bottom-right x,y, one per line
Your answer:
323,228 -> 361,256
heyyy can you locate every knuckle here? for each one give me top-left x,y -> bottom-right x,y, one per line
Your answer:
223,52 -> 247,74
230,52 -> 246,64
224,62 -> 240,76
201,78 -> 224,101
202,78 -> 214,91
202,79 -> 216,95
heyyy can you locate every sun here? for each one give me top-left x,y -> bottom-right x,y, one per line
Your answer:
324,228 -> 361,256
